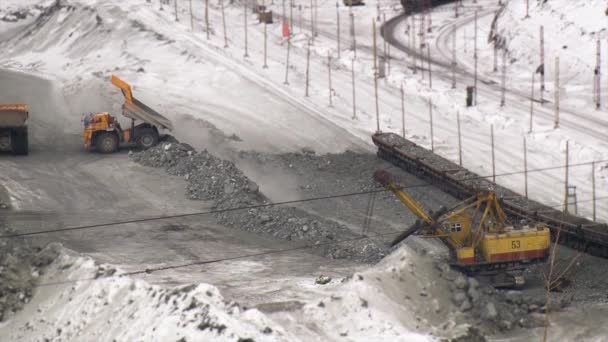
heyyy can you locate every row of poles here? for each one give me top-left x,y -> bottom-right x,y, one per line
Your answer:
155,0 -> 600,220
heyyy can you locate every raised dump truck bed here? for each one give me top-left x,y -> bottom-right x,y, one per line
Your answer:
372,132 -> 608,258
0,104 -> 29,155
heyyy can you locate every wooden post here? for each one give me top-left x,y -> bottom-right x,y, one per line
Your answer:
305,39 -> 311,96
592,161 -> 596,221
564,140 -> 569,213
244,0 -> 249,57
529,72 -> 535,132
263,7 -> 268,67
174,0 -> 179,21
284,33 -> 291,84
373,19 -> 380,132
429,98 -> 434,152
221,0 -> 228,48
474,10 -> 478,105
205,0 -> 210,40
401,83 -> 405,138
427,45 -> 432,89
524,137 -> 528,198
314,0 -> 319,37
336,2 -> 341,59
554,56 -> 560,128
493,40 -> 498,72
451,24 -> 456,89
383,13 -> 388,75
457,111 -> 462,166
491,125 -> 495,183
189,0 -> 194,30
351,57 -> 357,119
328,52 -> 333,106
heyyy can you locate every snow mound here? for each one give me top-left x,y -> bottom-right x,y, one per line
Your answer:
0,251 -> 293,342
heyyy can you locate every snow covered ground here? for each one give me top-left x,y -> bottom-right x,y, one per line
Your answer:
2,0 -> 608,340
0,245 -> 462,341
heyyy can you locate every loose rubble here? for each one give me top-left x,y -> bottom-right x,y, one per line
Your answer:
130,140 -> 388,262
0,225 -> 60,321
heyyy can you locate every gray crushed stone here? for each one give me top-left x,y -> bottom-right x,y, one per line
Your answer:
130,141 -> 388,262
0,226 -> 60,321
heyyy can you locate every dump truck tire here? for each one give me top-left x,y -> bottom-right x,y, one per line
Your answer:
11,128 -> 28,155
136,128 -> 158,150
96,132 -> 118,153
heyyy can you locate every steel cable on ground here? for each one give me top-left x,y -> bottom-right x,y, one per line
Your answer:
2,157 -> 607,240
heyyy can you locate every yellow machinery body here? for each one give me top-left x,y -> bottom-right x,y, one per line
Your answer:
374,169 -> 551,274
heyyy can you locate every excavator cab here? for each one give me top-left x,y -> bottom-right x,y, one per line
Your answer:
83,75 -> 172,153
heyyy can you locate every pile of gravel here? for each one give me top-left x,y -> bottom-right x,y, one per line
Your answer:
0,225 -> 60,321
130,141 -> 387,262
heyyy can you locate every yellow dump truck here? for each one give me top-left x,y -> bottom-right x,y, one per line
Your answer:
83,75 -> 172,153
0,104 -> 29,155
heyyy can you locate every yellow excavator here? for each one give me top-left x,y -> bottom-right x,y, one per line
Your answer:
374,169 -> 551,287
83,75 -> 173,153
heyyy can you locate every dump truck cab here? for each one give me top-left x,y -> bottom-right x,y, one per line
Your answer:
83,75 -> 172,153
0,104 -> 29,155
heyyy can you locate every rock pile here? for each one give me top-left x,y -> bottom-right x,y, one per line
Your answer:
130,141 -> 387,262
435,261 -> 551,333
0,226 -> 60,321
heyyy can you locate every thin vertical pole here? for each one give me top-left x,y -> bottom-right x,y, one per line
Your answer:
328,53 -> 333,106
373,19 -> 380,132
429,98 -> 434,152
189,0 -> 194,30
351,58 -> 357,119
350,12 -> 357,57
493,40 -> 498,72
305,39 -> 311,96
554,57 -> 560,128
451,24 -> 456,89
592,161 -> 596,221
205,0 -> 210,40
474,11 -> 478,105
412,14 -> 417,74
314,0 -> 318,37
524,137 -> 528,198
525,0 -> 530,18
427,45 -> 432,89
564,140 -> 569,213
491,125 -> 495,183
221,0 -> 228,48
529,72 -> 534,132
597,39 -> 601,109
244,0 -> 249,57
309,0 -> 314,37
540,25 -> 545,95
174,0 -> 179,21
383,13 -> 388,74
284,34 -> 291,84
500,48 -> 506,107
263,8 -> 268,67
299,5 -> 302,33
401,83 -> 405,138
336,2 -> 341,59
457,111 -> 462,166
290,0 -> 294,34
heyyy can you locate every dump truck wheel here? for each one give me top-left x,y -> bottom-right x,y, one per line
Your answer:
136,128 -> 158,149
11,128 -> 28,155
96,132 -> 118,153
